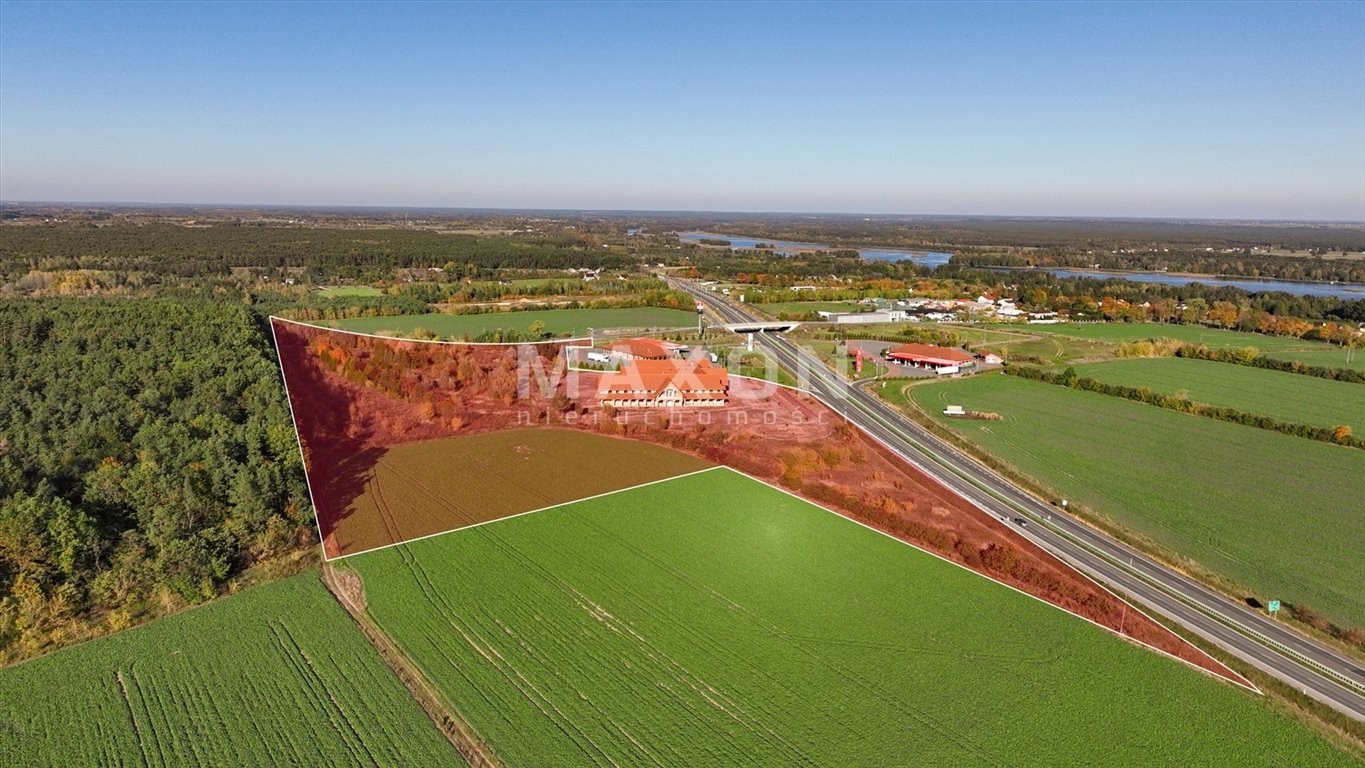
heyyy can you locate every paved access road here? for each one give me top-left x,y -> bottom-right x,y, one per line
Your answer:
671,278 -> 1365,722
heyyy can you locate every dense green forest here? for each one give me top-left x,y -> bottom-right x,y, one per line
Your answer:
0,300 -> 311,660
0,223 -> 633,281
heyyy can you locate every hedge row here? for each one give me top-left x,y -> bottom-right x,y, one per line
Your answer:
1173,344 -> 1365,384
1005,365 -> 1362,449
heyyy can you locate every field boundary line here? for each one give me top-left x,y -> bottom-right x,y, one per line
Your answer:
713,465 -> 1263,695
326,465 -> 725,561
269,315 -> 595,347
792,372 -> 1260,692
269,319 -> 330,557
729,372 -> 814,395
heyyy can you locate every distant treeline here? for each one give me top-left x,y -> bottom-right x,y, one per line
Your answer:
953,251 -> 1365,284
399,277 -> 669,304
256,293 -> 428,321
0,224 -> 634,281
1005,365 -> 1361,448
938,264 -> 1365,325
690,251 -> 938,282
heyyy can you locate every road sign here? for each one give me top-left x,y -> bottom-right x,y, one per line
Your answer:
696,302 -> 705,313
1268,600 -> 1281,613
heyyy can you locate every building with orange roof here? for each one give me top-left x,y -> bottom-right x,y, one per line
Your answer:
608,338 -> 673,361
885,343 -> 976,371
598,358 -> 729,408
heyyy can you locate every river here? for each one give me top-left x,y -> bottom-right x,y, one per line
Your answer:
676,230 -> 1364,299
676,231 -> 952,268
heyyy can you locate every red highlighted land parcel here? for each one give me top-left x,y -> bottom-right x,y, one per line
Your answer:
271,318 -> 1248,686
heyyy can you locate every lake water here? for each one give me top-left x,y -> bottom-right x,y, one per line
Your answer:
677,230 -> 1363,299
992,266 -> 1365,300
677,231 -> 952,268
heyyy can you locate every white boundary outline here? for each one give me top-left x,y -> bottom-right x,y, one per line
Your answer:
717,467 -> 1260,694
728,372 -> 814,395
781,370 -> 1259,692
337,464 -> 1261,694
269,318 -> 330,553
269,318 -> 1256,692
273,313 -> 655,347
326,465 -> 726,561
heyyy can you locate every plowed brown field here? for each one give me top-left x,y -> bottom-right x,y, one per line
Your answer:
331,428 -> 713,556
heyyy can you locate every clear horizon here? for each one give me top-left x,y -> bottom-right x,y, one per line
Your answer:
5,199 -> 1365,226
2,1 -> 1363,221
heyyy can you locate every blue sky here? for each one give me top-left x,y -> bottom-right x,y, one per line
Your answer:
2,1 -> 1362,220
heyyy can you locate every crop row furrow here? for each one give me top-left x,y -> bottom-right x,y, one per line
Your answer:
269,620 -> 381,767
113,669 -> 153,768
474,524 -> 818,765
399,544 -> 616,765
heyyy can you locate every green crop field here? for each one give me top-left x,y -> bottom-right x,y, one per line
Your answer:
995,322 -> 1317,350
1072,357 -> 1365,432
939,324 -> 1038,347
908,373 -> 1365,627
992,323 -> 1365,370
733,348 -> 800,387
316,285 -> 384,297
986,334 -> 1115,365
347,468 -> 1352,766
328,307 -> 698,338
1259,345 -> 1365,371
0,574 -> 460,768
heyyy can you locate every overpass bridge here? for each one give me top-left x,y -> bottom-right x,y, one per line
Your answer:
719,321 -> 800,349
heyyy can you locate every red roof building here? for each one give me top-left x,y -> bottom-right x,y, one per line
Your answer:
608,338 -> 672,360
885,343 -> 976,369
598,359 -> 729,408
